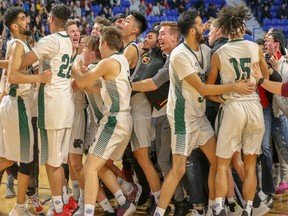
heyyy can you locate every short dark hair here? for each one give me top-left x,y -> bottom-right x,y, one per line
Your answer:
86,35 -> 101,60
101,26 -> 123,51
50,4 -> 72,28
177,10 -> 199,37
3,6 -> 25,30
130,10 -> 148,35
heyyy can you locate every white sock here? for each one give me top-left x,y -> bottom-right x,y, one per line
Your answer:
154,207 -> 165,216
153,190 -> 160,204
215,197 -> 225,214
71,180 -> 80,201
84,204 -> 95,216
114,189 -> 126,205
117,176 -> 133,195
99,198 -> 115,213
228,197 -> 236,204
16,203 -> 26,209
62,186 -> 69,204
80,188 -> 84,198
244,200 -> 253,216
208,199 -> 215,210
53,195 -> 63,213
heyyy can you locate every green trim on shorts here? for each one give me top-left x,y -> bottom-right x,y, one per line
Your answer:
106,80 -> 120,113
216,107 -> 224,138
18,96 -> 31,163
39,128 -> 48,165
87,92 -> 104,124
9,84 -> 18,97
173,73 -> 186,134
175,133 -> 186,155
93,116 -> 117,157
38,83 -> 45,128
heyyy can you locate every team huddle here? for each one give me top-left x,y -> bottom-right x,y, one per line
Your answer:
0,2 -> 279,216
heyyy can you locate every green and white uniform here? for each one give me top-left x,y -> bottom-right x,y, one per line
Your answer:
0,38 -> 34,163
167,43 -> 214,156
215,39 -> 264,158
33,31 -> 74,167
89,53 -> 132,161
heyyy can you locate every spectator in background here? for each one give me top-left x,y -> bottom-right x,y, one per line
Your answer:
261,5 -> 272,21
130,0 -> 140,11
139,0 -> 147,16
162,0 -> 170,9
146,2 -> 153,15
278,3 -> 287,20
206,3 -> 217,18
111,0 -> 120,7
75,0 -> 82,18
86,10 -> 95,27
0,1 -> 7,15
27,4 -> 36,23
151,2 -> 162,16
124,7 -> 130,16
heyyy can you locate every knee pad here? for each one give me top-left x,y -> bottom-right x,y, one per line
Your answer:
19,162 -> 32,176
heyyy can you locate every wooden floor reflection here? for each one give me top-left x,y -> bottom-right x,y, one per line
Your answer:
0,167 -> 288,216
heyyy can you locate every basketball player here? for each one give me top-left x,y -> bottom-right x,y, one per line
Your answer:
206,5 -> 268,216
17,4 -> 78,215
73,26 -> 136,216
0,6 -> 51,215
153,10 -> 255,216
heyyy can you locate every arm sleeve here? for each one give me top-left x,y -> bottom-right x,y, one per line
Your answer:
281,82 -> 288,97
32,35 -> 58,60
152,58 -> 170,88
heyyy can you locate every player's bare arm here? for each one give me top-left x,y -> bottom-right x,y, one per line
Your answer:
123,44 -> 138,68
73,58 -> 110,88
132,78 -> 157,92
252,63 -> 282,95
20,50 -> 39,69
8,42 -> 51,84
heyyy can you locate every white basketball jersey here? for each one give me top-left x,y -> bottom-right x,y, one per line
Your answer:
99,53 -> 131,116
216,39 -> 260,102
167,43 -> 211,134
5,38 -> 34,101
33,31 -> 75,129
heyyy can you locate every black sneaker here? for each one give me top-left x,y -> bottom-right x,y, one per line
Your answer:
146,196 -> 155,215
104,211 -> 117,216
241,210 -> 249,216
263,194 -> 274,209
173,199 -> 191,216
214,208 -> 226,216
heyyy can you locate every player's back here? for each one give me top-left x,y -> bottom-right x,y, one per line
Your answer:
216,39 -> 259,102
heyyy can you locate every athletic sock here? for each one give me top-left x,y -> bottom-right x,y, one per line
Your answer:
114,189 -> 126,205
53,195 -> 63,213
84,204 -> 95,216
117,176 -> 133,195
71,180 -> 80,201
99,198 -> 115,213
153,190 -> 160,204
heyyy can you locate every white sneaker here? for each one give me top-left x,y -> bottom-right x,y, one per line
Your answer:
5,187 -> 16,199
191,209 -> 204,216
253,201 -> 270,216
27,193 -> 44,214
46,200 -> 55,216
9,204 -> 34,216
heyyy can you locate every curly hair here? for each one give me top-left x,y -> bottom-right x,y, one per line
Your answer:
3,6 -> 25,30
217,5 -> 251,38
50,3 -> 72,28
